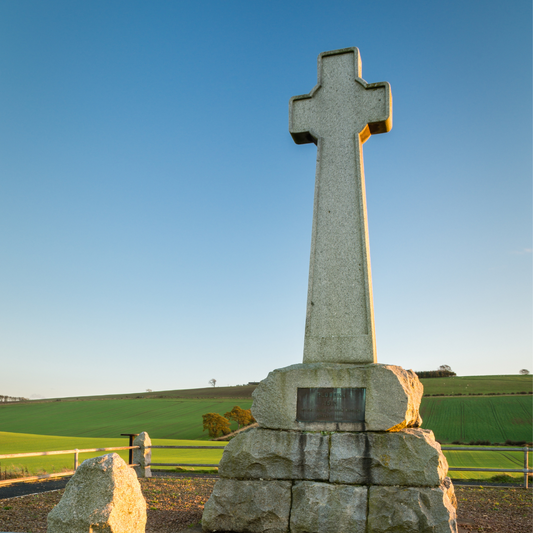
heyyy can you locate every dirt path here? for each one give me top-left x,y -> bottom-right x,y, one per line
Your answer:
0,478 -> 530,533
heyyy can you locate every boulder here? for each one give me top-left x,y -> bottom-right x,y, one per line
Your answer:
290,481 -> 367,533
367,484 -> 458,533
219,428 -> 329,481
330,428 -> 448,486
47,453 -> 146,533
202,478 -> 291,533
252,363 -> 423,432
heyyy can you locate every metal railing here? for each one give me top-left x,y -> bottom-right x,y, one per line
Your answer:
441,446 -> 532,488
147,445 -> 224,468
0,445 -> 139,486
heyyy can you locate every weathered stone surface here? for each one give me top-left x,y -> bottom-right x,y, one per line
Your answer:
252,362 -> 422,432
330,428 -> 448,486
202,479 -> 291,533
289,47 -> 392,366
368,485 -> 458,533
47,453 -> 146,533
443,476 -> 458,509
290,481 -> 367,533
133,431 -> 152,478
219,428 -> 329,480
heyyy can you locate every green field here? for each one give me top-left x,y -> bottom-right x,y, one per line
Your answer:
0,432 -> 225,477
420,375 -> 532,396
441,445 -> 531,482
0,375 -> 530,483
420,395 -> 532,444
0,393 -> 529,445
1,431 -> 529,483
0,398 -> 252,440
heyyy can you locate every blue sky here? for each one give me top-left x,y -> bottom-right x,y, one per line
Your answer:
0,1 -> 531,398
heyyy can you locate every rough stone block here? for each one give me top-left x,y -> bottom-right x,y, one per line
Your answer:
252,363 -> 422,432
368,485 -> 458,533
330,428 -> 448,486
133,431 -> 152,478
47,453 -> 146,533
290,481 -> 367,533
202,478 -> 291,533
219,428 -> 329,481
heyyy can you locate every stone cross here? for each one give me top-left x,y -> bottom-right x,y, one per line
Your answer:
289,47 -> 392,365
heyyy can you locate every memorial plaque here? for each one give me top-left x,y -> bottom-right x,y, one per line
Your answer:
296,387 -> 365,423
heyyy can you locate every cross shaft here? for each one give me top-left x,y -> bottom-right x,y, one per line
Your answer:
289,47 -> 392,364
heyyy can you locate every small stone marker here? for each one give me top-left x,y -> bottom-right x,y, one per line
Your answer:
202,48 -> 457,533
47,453 -> 146,533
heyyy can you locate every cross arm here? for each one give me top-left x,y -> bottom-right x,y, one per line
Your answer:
289,94 -> 318,145
362,81 -> 392,137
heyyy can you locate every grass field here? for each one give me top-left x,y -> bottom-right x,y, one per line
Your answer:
0,432 -> 226,477
0,398 -> 253,440
0,392 -> 530,445
1,431 -> 529,483
420,395 -> 531,444
441,445 -> 531,482
420,375 -> 532,396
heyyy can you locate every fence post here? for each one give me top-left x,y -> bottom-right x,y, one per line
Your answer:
524,447 -> 529,489
133,432 -> 151,478
74,449 -> 79,471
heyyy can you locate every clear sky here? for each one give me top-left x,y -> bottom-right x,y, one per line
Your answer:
0,1 -> 531,399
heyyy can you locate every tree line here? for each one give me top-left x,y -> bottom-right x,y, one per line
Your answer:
415,364 -> 456,379
202,405 -> 256,438
0,395 -> 28,402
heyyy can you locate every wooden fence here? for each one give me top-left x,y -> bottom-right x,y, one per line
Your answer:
441,446 -> 532,488
0,436 -> 531,488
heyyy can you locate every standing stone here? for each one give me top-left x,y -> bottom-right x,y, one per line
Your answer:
133,431 -> 152,478
47,453 -> 146,533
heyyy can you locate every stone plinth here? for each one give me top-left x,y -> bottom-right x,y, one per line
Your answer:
201,479 -> 291,533
219,428 -> 329,481
330,428 -> 448,486
202,427 -> 457,532
252,363 -> 423,432
291,482 -> 367,533
368,485 -> 458,533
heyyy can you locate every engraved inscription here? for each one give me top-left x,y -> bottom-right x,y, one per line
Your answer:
296,387 -> 365,422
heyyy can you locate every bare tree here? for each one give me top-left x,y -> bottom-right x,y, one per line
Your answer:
209,378 -> 217,387
439,365 -> 452,372
519,369 -> 530,375
146,389 -> 152,392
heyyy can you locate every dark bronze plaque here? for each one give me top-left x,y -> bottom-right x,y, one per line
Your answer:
296,387 -> 365,423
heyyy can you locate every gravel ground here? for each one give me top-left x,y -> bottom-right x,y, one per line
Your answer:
0,478 -> 530,532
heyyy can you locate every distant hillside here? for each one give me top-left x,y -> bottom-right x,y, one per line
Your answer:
0,375 -> 530,443
25,374 -> 532,403
29,385 -> 258,403
420,374 -> 532,396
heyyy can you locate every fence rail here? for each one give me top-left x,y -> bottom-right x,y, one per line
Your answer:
147,445 -> 224,469
0,445 -> 140,486
1,438 -> 530,488
441,446 -> 532,488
